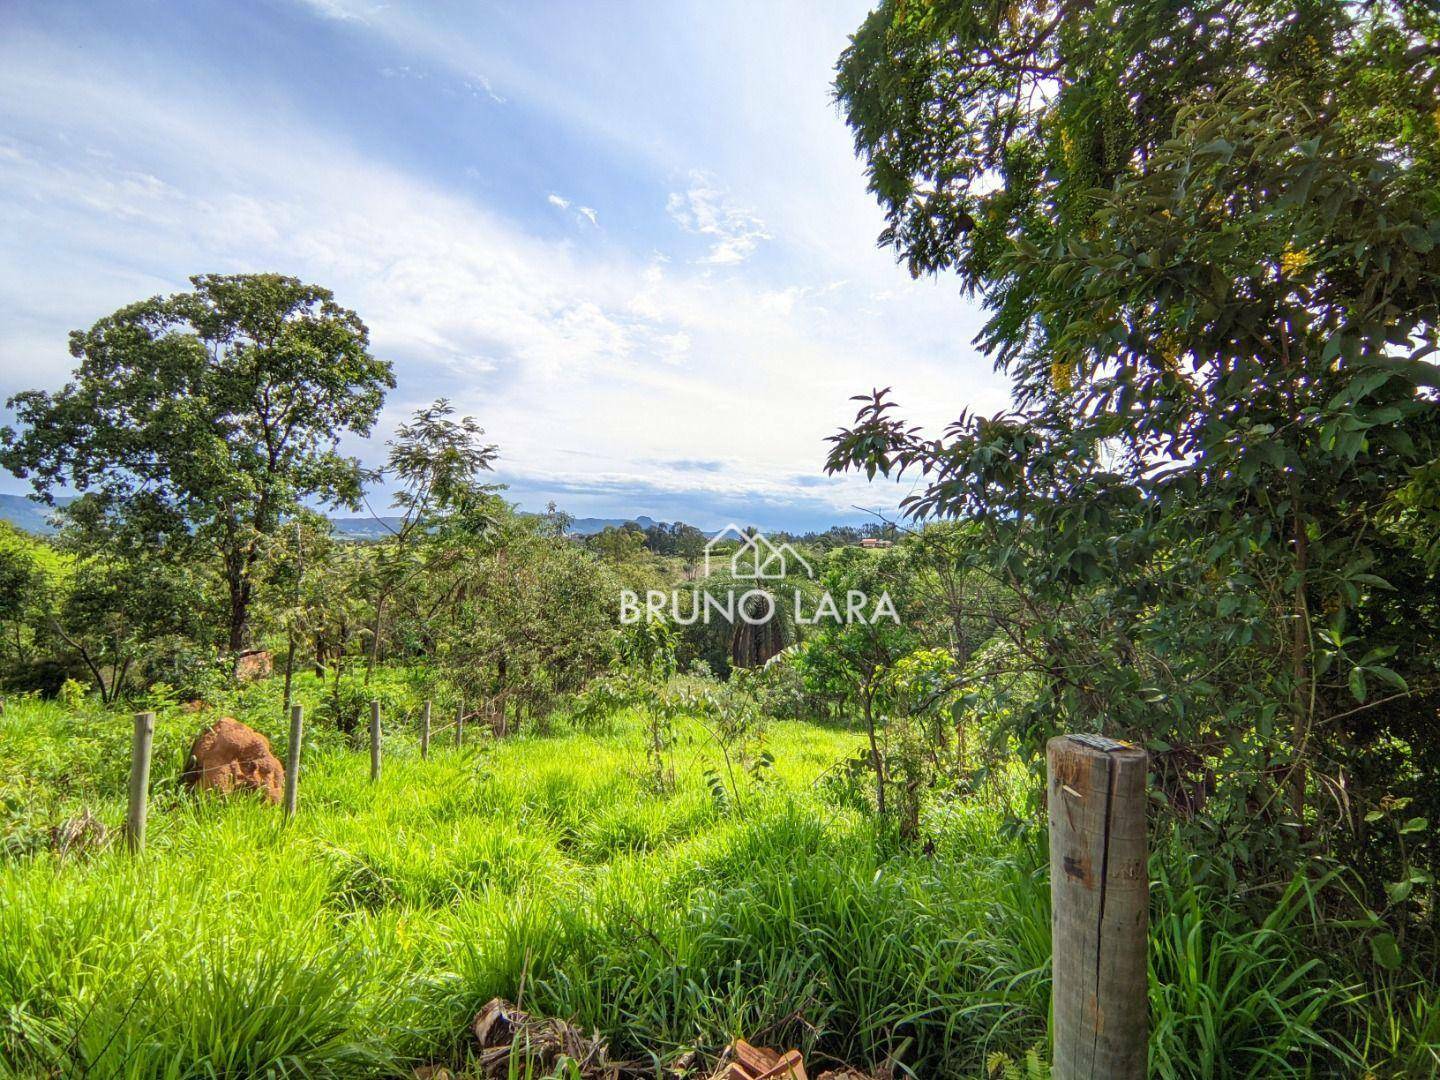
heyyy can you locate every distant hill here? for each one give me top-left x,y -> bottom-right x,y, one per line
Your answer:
327,515 -> 406,539
0,494 -> 69,535
565,515 -> 659,535
328,513 -> 664,538
0,497 -> 674,540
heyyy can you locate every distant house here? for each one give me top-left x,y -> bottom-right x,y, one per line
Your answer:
857,537 -> 893,549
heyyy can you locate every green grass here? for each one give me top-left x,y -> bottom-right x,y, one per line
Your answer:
1,678 -> 1436,1078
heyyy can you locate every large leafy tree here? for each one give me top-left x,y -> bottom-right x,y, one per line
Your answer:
1,274 -> 395,653
831,0 -> 1440,885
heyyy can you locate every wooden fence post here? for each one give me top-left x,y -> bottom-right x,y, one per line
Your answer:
126,711 -> 155,854
455,698 -> 465,748
1047,734 -> 1149,1080
284,704 -> 303,819
369,700 -> 382,783
420,699 -> 431,760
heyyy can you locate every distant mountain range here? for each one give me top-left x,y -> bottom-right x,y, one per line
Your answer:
0,494 -> 669,539
563,515 -> 661,536
0,494 -> 69,534
328,513 -> 665,538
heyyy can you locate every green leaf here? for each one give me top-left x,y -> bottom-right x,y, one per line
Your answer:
1402,226 -> 1434,253
1370,932 -> 1402,971
1387,879 -> 1413,905
1350,573 -> 1394,591
1196,137 -> 1235,162
1348,666 -> 1367,703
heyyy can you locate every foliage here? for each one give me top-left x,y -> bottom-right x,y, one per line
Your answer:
795,546 -> 920,824
2,687 -> 1435,1077
427,510 -> 621,729
832,0 -> 1440,930
0,273 -> 395,651
0,523 -> 54,675
45,546 -> 211,704
361,398 -> 502,682
586,523 -> 649,563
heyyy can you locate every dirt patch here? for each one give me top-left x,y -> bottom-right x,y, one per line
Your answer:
234,649 -> 273,682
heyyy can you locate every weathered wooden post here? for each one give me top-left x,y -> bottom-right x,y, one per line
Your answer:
126,711 -> 155,854
369,700 -> 382,783
455,698 -> 465,748
420,699 -> 432,760
283,704 -> 303,819
1047,734 -> 1149,1080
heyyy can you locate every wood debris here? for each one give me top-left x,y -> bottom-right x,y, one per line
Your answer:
472,997 -> 617,1078
709,1039 -> 808,1080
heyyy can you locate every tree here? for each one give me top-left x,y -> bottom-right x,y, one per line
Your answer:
831,1 -> 1440,887
0,525 -> 45,666
430,511 -> 620,731
47,548 -> 208,704
1,273 -> 395,653
796,546 -> 919,818
363,399 -> 499,680
260,509 -> 339,711
586,524 -> 649,563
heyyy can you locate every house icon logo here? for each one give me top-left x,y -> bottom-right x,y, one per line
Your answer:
619,524 -> 897,631
703,524 -> 814,580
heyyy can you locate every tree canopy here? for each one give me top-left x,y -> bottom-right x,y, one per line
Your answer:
831,0 -> 1440,909
1,273 -> 395,652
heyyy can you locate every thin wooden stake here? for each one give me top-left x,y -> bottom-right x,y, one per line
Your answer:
126,711 -> 155,854
369,700 -> 382,783
455,698 -> 464,748
1047,734 -> 1148,1080
420,699 -> 431,760
284,704 -> 304,819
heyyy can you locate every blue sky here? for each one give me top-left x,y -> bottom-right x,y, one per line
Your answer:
0,0 -> 1005,532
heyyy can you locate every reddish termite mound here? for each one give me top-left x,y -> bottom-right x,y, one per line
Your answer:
183,717 -> 284,804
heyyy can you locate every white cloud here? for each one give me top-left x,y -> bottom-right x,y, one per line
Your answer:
295,0 -> 372,22
463,74 -> 505,105
666,171 -> 770,265
547,193 -> 599,229
0,5 -> 1008,525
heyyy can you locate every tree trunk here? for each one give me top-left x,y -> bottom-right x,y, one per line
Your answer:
282,628 -> 297,712
226,577 -> 250,654
364,594 -> 385,685
864,688 -> 885,816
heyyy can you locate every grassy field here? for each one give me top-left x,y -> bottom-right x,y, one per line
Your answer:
1,675 -> 1436,1078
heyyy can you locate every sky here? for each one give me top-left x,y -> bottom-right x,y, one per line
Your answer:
0,0 -> 1006,533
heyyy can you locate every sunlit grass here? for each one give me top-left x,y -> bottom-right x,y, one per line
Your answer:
1,684 -> 1436,1077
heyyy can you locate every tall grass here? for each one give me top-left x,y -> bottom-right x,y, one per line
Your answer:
1,684 -> 1436,1077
